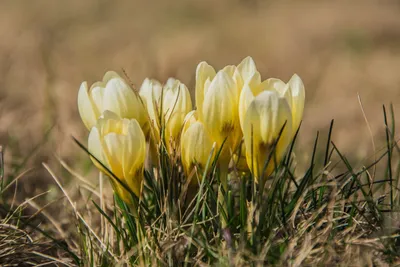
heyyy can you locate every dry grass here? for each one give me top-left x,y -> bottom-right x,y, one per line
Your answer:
0,223 -> 73,266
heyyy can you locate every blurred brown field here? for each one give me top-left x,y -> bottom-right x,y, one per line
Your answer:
1,0 -> 400,188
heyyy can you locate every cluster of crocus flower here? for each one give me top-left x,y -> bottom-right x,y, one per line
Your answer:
77,57 -> 305,202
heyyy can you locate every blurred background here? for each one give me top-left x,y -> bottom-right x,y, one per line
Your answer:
1,0 -> 400,195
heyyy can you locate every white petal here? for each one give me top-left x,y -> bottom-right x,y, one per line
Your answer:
165,77 -> 178,88
88,127 -> 108,169
162,81 -> 193,150
90,86 -> 105,113
103,77 -> 135,117
139,78 -> 162,129
263,78 -> 286,94
195,61 -> 216,121
237,56 -> 258,83
222,65 -> 236,76
123,119 -> 146,178
238,84 -> 255,132
103,133 -> 125,179
288,74 -> 305,133
78,82 -> 98,130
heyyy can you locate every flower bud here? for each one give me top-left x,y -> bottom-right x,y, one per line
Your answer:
88,111 -> 146,201
162,78 -> 193,152
239,75 -> 305,138
243,91 -> 292,180
139,78 -> 163,132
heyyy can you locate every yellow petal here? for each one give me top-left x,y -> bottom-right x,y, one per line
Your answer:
96,111 -> 123,136
103,133 -> 125,180
287,74 -> 305,134
247,71 -> 261,89
88,126 -> 109,171
195,62 -> 216,121
123,119 -> 146,196
203,71 -> 241,152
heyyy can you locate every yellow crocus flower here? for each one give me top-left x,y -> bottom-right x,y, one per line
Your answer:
78,71 -> 149,134
195,57 -> 262,160
88,111 -> 146,202
243,91 -> 292,180
239,74 -> 305,138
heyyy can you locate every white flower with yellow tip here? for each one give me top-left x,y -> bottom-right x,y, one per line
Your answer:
78,71 -> 149,134
243,91 -> 292,180
88,111 -> 146,201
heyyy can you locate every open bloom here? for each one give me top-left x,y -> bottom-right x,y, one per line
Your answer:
181,111 -> 214,184
195,57 -> 258,160
78,71 -> 149,134
88,111 -> 146,201
243,91 -> 292,180
140,78 -> 192,152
